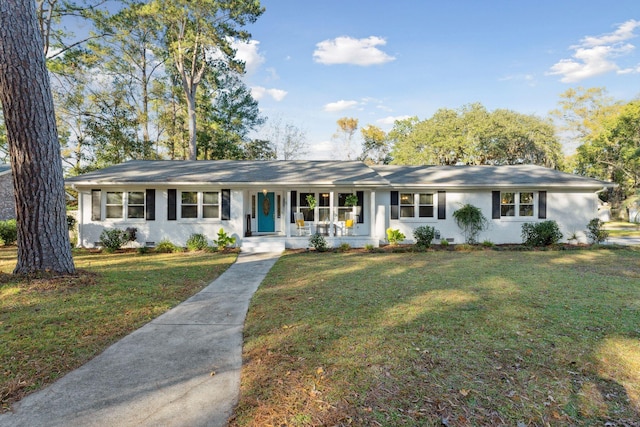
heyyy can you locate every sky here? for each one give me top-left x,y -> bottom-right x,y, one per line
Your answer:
234,0 -> 640,159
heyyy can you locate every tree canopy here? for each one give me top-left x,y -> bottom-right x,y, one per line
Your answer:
389,103 -> 563,168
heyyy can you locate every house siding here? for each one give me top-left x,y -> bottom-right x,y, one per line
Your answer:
0,172 -> 15,221
379,189 -> 600,245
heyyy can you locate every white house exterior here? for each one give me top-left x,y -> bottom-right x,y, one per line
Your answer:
65,160 -> 614,251
0,165 -> 16,221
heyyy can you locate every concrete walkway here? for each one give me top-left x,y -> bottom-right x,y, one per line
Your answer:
0,251 -> 282,427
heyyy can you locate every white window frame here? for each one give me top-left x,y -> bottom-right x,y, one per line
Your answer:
105,191 -> 145,220
399,192 -> 435,219
178,190 -> 220,220
500,191 -> 535,218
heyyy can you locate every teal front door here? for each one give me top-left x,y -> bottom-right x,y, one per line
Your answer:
257,192 -> 275,232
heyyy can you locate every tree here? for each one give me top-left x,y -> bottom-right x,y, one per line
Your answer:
333,117 -> 358,160
576,101 -> 640,200
144,0 -> 264,160
266,117 -> 308,160
359,124 -> 390,164
389,103 -> 563,167
0,0 -> 75,274
550,87 -> 622,151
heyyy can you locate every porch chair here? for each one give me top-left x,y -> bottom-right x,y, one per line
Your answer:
294,212 -> 310,236
344,212 -> 356,236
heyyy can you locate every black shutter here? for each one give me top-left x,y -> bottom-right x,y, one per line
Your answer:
91,189 -> 101,221
146,189 -> 155,221
290,190 -> 297,223
492,191 -> 501,219
437,191 -> 446,220
222,189 -> 231,220
356,191 -> 364,223
168,189 -> 177,221
390,191 -> 399,220
538,191 -> 547,219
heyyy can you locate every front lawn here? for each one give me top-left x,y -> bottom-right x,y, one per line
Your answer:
234,248 -> 640,426
0,247 -> 237,412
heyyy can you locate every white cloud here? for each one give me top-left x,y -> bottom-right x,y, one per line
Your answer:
313,36 -> 396,66
252,86 -> 288,101
233,39 -> 265,76
548,19 -> 640,82
323,99 -> 359,112
377,115 -> 413,126
308,140 -> 334,160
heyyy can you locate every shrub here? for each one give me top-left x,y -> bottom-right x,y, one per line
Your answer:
481,240 -> 495,247
413,225 -> 436,248
67,214 -> 76,231
337,242 -> 351,252
440,239 -> 449,246
309,233 -> 328,252
0,219 -> 17,245
521,220 -> 563,246
213,228 -> 236,251
155,239 -> 180,253
186,233 -> 209,251
453,204 -> 488,244
124,227 -> 137,242
364,244 -> 375,252
386,228 -> 405,246
586,218 -> 609,244
99,228 -> 129,252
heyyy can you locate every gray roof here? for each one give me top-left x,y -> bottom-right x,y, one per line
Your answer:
372,164 -> 613,189
66,160 -> 388,187
66,160 -> 614,190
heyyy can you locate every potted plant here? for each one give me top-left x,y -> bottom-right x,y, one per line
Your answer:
304,194 -> 317,224
344,194 -> 358,207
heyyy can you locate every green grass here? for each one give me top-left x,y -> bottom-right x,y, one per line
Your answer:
233,249 -> 640,426
605,221 -> 640,238
0,247 -> 237,411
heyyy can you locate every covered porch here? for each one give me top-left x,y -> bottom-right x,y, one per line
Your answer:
241,187 -> 382,250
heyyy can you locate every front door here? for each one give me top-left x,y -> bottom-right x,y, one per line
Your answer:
257,192 -> 275,232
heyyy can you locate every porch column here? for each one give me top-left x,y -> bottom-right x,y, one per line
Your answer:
370,190 -> 376,238
329,191 -> 335,236
286,191 -> 291,238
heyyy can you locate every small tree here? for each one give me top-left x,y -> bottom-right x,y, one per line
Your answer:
453,204 -> 488,244
586,218 -> 609,244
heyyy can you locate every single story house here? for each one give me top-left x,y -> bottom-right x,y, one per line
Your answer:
65,160 -> 614,251
0,164 -> 16,221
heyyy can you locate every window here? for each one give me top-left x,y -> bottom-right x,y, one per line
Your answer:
277,194 -> 282,218
202,192 -> 219,218
106,192 -> 123,219
318,193 -> 330,222
419,193 -> 434,218
181,191 -> 198,218
105,191 -> 145,219
501,192 -> 534,217
337,193 -> 354,221
400,193 -> 434,218
127,192 -> 145,218
180,191 -> 220,219
400,193 -> 414,218
299,192 -> 314,221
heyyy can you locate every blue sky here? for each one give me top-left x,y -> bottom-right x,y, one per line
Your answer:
235,0 -> 640,159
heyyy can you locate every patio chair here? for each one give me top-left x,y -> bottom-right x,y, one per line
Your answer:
294,212 -> 310,236
344,212 -> 355,236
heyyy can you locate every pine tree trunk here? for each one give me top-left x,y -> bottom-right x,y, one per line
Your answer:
0,0 -> 76,274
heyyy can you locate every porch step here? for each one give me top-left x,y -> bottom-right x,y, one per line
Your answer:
241,237 -> 286,253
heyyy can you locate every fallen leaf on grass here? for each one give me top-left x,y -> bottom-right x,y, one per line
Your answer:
459,389 -> 470,397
